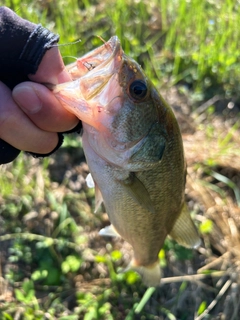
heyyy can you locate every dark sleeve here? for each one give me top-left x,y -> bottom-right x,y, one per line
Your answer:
0,6 -> 59,89
0,7 -> 62,164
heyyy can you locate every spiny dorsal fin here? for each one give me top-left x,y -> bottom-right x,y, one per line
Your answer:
86,173 -> 103,213
94,183 -> 103,213
169,203 -> 201,248
120,173 -> 155,214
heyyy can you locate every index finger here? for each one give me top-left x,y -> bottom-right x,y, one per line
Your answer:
12,82 -> 78,133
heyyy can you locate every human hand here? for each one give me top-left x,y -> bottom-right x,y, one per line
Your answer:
0,47 -> 79,161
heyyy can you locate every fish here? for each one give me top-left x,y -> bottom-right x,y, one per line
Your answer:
53,36 -> 201,286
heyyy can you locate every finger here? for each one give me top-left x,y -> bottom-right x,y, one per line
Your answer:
12,82 -> 78,132
29,46 -> 72,84
0,82 -> 59,154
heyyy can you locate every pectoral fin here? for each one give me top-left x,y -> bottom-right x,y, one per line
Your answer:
169,203 -> 201,248
121,174 -> 155,214
86,173 -> 95,188
99,224 -> 120,237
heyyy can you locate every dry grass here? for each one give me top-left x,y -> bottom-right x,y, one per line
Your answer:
165,88 -> 240,319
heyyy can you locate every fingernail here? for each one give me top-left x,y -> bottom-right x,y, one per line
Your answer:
13,85 -> 42,114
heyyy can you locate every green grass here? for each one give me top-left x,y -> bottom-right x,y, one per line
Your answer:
1,0 -> 240,319
160,0 -> 240,100
6,0 -> 240,99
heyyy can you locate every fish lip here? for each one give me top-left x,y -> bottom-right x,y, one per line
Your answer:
92,35 -> 123,72
106,36 -> 122,57
80,35 -> 123,72
77,36 -> 123,101
96,35 -> 122,65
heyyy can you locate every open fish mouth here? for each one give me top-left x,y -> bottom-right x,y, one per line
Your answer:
53,36 -> 124,124
67,36 -> 123,80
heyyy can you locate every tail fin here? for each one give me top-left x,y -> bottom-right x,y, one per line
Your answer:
129,260 -> 161,287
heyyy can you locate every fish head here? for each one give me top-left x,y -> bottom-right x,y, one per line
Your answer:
54,36 -> 174,170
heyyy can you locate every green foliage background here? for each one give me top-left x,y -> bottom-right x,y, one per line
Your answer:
1,1 -> 240,319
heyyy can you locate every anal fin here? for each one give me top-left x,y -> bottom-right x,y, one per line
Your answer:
169,203 -> 201,248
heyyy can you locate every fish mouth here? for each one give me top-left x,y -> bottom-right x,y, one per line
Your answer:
77,36 -> 123,101
69,36 -> 123,80
67,36 -> 123,80
53,36 -> 124,126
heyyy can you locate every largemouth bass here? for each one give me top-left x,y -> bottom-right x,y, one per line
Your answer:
53,36 -> 200,286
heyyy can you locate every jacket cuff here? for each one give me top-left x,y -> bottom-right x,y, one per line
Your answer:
19,24 -> 60,75
0,139 -> 21,164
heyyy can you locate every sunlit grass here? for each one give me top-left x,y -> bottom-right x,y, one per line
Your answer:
6,0 -> 240,99
161,0 -> 240,99
1,1 -> 240,319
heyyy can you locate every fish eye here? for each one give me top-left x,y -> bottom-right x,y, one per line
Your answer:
129,80 -> 148,100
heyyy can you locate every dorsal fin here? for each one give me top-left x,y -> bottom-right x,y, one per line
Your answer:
94,183 -> 103,213
86,173 -> 103,213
